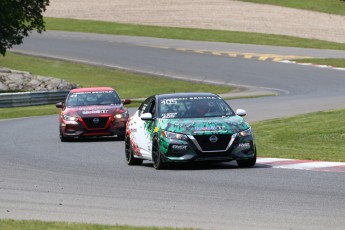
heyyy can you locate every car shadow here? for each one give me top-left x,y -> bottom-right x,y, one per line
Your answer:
62,136 -> 124,142
140,161 -> 268,171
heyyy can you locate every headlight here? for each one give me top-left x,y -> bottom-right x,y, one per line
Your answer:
114,110 -> 129,119
161,130 -> 187,140
63,114 -> 79,121
239,128 -> 253,137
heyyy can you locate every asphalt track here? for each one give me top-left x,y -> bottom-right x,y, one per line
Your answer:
1,31 -> 345,229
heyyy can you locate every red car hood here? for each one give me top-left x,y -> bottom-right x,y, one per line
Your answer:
64,105 -> 125,117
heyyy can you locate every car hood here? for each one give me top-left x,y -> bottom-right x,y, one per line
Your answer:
63,105 -> 125,117
157,116 -> 250,135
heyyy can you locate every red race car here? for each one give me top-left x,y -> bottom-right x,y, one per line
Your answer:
56,87 -> 131,142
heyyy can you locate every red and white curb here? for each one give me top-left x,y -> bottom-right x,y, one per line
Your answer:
279,60 -> 345,71
257,158 -> 345,173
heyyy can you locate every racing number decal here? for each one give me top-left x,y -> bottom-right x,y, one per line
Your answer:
161,113 -> 177,119
161,99 -> 177,105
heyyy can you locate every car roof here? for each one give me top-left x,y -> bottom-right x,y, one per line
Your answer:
157,92 -> 220,100
70,87 -> 114,93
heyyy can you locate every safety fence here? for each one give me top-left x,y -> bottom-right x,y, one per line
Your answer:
0,91 -> 69,108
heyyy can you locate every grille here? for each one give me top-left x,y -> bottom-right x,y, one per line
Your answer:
82,117 -> 110,129
197,151 -> 231,159
193,134 -> 231,151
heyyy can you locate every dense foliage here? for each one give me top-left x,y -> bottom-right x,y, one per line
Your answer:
0,0 -> 49,56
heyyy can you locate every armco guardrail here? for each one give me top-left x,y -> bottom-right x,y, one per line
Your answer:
0,91 -> 69,108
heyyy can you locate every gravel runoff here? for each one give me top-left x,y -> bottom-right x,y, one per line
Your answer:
44,0 -> 345,44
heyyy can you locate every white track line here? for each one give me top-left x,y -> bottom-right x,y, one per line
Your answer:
257,158 -> 345,172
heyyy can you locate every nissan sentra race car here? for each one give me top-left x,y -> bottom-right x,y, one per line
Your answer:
56,87 -> 131,142
125,92 -> 256,169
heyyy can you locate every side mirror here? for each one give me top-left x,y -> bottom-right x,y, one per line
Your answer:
236,109 -> 247,117
141,113 -> 153,121
122,98 -> 132,105
56,102 -> 64,108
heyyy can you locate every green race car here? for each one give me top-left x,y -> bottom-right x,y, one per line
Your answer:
125,92 -> 256,169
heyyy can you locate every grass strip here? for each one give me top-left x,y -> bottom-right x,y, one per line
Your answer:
44,17 -> 345,51
0,104 -> 58,120
0,52 -> 233,100
0,219 -> 194,230
239,0 -> 345,16
252,108 -> 345,162
0,52 -> 233,119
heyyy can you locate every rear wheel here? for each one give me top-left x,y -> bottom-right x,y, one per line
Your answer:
125,136 -> 143,165
152,138 -> 165,170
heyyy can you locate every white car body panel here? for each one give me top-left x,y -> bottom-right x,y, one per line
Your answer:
129,111 -> 152,159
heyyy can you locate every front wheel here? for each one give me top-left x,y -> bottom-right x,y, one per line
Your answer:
117,134 -> 125,141
125,136 -> 143,165
60,128 -> 72,142
236,153 -> 256,168
152,139 -> 165,170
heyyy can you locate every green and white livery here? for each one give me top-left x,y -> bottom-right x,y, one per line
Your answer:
125,92 -> 256,169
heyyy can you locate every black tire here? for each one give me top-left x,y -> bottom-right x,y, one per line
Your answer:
236,153 -> 257,168
125,136 -> 143,165
117,134 -> 125,141
152,138 -> 165,170
60,128 -> 72,142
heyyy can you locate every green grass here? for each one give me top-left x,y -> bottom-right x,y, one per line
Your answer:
252,109 -> 345,162
44,17 -> 345,51
239,0 -> 345,16
0,219 -> 194,230
293,58 -> 345,68
0,52 -> 232,100
0,104 -> 57,119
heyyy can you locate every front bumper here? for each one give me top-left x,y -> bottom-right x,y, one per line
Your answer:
60,117 -> 127,138
159,133 -> 256,163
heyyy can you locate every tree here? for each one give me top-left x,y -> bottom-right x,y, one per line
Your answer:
0,0 -> 50,56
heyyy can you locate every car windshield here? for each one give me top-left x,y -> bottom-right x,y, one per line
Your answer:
158,96 -> 234,119
66,91 -> 121,107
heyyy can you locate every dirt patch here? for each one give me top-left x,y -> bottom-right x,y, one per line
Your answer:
44,0 -> 345,44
